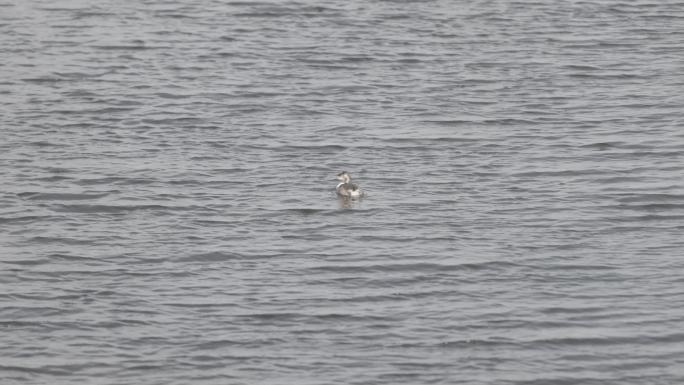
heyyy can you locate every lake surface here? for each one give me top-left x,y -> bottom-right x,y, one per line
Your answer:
2,1 -> 684,384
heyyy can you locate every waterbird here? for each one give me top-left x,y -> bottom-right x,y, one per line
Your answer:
336,171 -> 363,198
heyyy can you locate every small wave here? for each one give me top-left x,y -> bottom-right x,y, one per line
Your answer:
616,193 -> 684,203
304,260 -> 520,274
2,258 -> 50,266
178,251 -> 245,262
90,44 -> 154,51
17,192 -> 110,201
50,204 -> 175,214
28,236 -> 92,245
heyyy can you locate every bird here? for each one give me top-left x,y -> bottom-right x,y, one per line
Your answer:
335,171 -> 363,198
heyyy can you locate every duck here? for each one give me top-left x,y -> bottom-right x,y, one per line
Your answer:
336,171 -> 363,198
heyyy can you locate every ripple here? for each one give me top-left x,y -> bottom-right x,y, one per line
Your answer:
2,0 -> 684,384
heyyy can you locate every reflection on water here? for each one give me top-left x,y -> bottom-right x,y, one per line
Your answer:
338,195 -> 363,209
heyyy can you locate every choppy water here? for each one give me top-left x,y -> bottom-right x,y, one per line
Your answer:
2,1 -> 684,384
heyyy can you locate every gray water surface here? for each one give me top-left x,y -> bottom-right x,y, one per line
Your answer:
2,1 -> 684,384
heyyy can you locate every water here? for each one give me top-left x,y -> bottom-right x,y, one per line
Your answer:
2,1 -> 684,384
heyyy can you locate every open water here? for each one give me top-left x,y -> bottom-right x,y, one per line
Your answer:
2,1 -> 684,384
